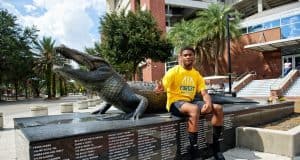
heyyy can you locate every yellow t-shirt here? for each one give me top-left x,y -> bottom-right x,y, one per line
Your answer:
162,65 -> 206,111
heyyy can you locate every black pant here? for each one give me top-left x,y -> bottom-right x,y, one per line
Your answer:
170,100 -> 205,117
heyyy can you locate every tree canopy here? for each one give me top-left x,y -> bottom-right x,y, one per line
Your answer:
168,3 -> 241,75
0,9 -> 38,100
100,10 -> 173,76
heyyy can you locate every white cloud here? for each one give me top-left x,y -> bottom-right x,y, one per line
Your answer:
24,4 -> 37,13
1,0 -> 106,51
89,0 -> 107,16
0,0 -> 22,17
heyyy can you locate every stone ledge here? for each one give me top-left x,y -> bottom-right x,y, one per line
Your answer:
14,101 -> 294,159
236,125 -> 300,157
60,103 -> 73,113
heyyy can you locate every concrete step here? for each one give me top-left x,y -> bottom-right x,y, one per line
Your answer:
237,76 -> 300,97
237,79 -> 278,97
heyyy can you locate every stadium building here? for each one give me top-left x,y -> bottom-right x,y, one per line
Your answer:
106,0 -> 300,83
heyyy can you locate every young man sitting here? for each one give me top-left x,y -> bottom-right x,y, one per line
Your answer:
155,47 -> 225,160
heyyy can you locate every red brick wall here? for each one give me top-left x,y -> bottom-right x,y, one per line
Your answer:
130,0 -> 137,11
224,27 -> 282,79
142,59 -> 152,81
151,61 -> 166,80
197,27 -> 282,79
140,0 -> 166,81
243,27 -> 281,43
133,0 -> 166,32
142,0 -> 166,32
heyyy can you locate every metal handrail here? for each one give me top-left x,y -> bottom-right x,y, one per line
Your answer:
270,69 -> 297,90
234,71 -> 256,82
269,77 -> 283,91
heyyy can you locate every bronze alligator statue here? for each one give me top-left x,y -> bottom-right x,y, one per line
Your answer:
53,45 -> 257,120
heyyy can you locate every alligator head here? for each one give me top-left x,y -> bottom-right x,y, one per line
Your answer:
53,45 -> 115,90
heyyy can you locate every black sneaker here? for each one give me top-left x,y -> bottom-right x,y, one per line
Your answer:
187,145 -> 202,160
213,152 -> 225,160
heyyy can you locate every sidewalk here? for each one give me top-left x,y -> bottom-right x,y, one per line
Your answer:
0,95 -> 96,160
0,95 -> 298,160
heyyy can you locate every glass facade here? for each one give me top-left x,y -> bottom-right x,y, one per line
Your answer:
248,24 -> 263,33
281,22 -> 300,38
242,13 -> 300,39
263,20 -> 280,29
281,45 -> 300,75
281,15 -> 300,25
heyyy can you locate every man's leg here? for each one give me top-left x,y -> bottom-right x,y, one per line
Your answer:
180,103 -> 201,159
180,103 -> 200,132
210,104 -> 225,160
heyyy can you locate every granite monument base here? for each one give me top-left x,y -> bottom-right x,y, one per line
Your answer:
14,101 -> 294,160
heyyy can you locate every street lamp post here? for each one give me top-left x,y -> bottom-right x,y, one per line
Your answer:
226,14 -> 233,95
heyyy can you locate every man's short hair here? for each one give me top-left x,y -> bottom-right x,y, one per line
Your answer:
180,46 -> 195,55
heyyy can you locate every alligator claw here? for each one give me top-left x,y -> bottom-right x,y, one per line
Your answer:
123,113 -> 133,120
91,102 -> 111,115
130,113 -> 141,120
91,108 -> 102,114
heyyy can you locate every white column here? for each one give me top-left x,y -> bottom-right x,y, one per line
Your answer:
60,103 -> 74,113
77,100 -> 88,110
0,112 -> 3,129
258,0 -> 263,13
30,106 -> 48,116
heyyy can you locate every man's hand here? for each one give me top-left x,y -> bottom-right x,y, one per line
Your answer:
200,90 -> 213,114
154,80 -> 164,93
201,103 -> 212,114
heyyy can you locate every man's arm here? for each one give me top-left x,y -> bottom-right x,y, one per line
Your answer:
154,80 -> 164,93
154,68 -> 174,93
200,90 -> 213,113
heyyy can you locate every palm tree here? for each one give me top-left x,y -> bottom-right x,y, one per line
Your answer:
168,3 -> 241,75
34,36 -> 56,99
53,54 -> 70,96
85,42 -> 102,56
168,20 -> 197,51
195,4 -> 241,75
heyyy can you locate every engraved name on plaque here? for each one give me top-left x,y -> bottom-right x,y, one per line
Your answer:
32,143 -> 64,160
74,135 -> 106,159
108,131 -> 136,160
160,123 -> 178,160
137,127 -> 160,159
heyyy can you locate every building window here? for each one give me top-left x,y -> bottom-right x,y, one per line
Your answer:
243,14 -> 300,35
263,20 -> 280,29
248,24 -> 263,33
281,22 -> 300,39
281,15 -> 300,25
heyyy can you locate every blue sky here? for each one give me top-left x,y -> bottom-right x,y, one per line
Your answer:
0,0 -> 106,50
